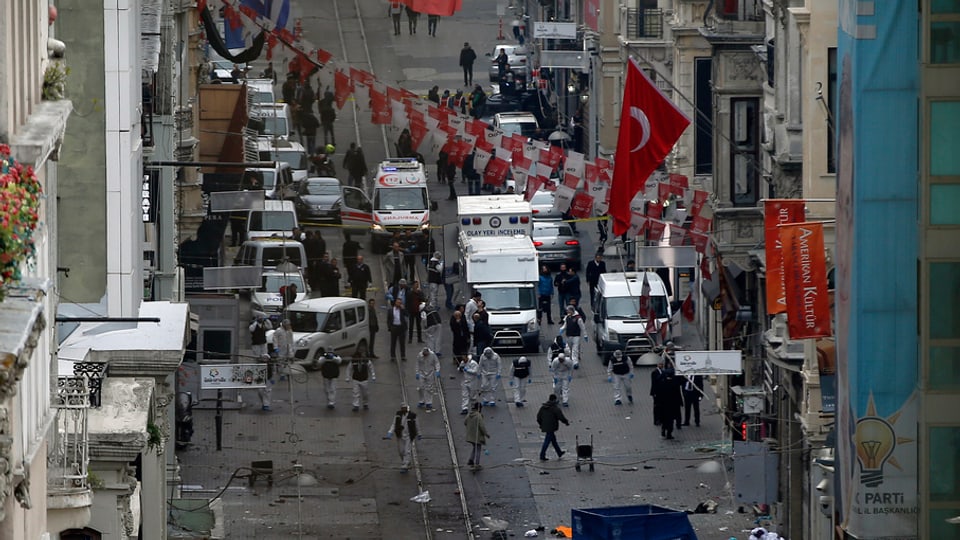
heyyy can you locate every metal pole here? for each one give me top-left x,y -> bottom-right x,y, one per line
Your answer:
215,389 -> 223,451
145,160 -> 278,168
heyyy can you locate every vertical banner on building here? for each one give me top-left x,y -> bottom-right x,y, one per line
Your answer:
763,199 -> 805,314
836,1 -> 919,537
778,222 -> 831,339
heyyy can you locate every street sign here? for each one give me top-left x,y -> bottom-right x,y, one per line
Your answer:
533,22 -> 577,39
673,350 -> 742,376
200,364 -> 269,389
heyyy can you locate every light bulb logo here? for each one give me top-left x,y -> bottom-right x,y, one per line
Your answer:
854,416 -> 896,487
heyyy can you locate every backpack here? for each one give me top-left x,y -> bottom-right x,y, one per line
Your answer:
425,310 -> 442,328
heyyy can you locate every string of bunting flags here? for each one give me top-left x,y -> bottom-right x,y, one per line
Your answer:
201,0 -> 714,261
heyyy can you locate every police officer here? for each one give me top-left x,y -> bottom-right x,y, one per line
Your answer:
477,347 -> 502,406
415,347 -> 441,410
346,352 -> 376,412
318,349 -> 343,409
510,355 -> 532,407
549,352 -> 574,407
606,350 -> 634,405
459,354 -> 481,414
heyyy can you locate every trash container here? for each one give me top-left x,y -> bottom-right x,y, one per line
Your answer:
571,504 -> 698,540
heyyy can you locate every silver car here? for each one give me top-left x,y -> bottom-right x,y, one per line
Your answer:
532,221 -> 581,270
529,189 -> 563,220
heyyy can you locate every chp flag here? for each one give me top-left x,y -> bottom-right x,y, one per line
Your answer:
610,58 -> 691,236
779,222 -> 832,339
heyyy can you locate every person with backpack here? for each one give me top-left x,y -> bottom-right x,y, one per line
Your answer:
346,350 -> 376,411
318,349 -> 343,409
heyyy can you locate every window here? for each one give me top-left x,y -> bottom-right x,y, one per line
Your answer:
931,185 -> 960,225
324,311 -> 343,332
931,101 -> 960,176
358,305 -> 367,322
929,426 -> 960,501
730,98 -> 760,206
929,346 -> 960,390
827,48 -> 838,174
343,307 -> 358,327
931,0 -> 960,64
694,58 -> 714,176
930,263 -> 960,339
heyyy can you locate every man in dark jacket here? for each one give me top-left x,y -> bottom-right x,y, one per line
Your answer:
655,367 -> 684,439
387,298 -> 409,362
350,254 -> 372,299
450,309 -> 471,365
585,253 -> 606,310
459,42 -> 477,87
342,143 -> 368,188
536,394 -> 569,460
682,374 -> 704,427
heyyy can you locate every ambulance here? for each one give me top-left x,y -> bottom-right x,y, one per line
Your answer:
457,194 -> 533,239
339,158 -> 431,252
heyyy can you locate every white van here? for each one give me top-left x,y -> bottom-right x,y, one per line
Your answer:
233,238 -> 308,270
257,139 -> 309,186
286,297 -> 371,367
245,79 -> 275,105
250,102 -> 291,140
246,200 -> 299,240
592,272 -> 672,365
340,158 -> 431,252
244,161 -> 294,200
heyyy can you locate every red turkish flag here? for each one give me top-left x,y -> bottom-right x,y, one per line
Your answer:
611,58 -> 691,236
334,70 -> 352,110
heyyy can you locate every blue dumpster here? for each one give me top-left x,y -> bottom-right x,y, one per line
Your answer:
571,504 -> 698,540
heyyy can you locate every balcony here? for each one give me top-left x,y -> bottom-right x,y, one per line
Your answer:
47,376 -> 93,510
622,8 -> 663,40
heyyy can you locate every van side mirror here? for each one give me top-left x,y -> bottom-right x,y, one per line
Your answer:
593,313 -> 601,324
430,200 -> 439,211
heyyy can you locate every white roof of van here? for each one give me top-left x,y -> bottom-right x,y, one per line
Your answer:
463,234 -> 535,254
458,194 -> 530,216
599,272 -> 668,295
286,296 -> 366,312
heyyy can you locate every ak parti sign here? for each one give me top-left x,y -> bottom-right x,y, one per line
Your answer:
779,221 -> 832,339
764,199 -> 806,314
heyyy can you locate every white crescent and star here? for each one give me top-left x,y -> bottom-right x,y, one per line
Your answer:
630,106 -> 651,152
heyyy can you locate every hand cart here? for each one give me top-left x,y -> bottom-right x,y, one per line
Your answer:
575,435 -> 595,472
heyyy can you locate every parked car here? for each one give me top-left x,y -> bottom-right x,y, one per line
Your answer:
532,220 -> 581,270
529,189 -> 562,220
243,161 -> 294,200
233,238 -> 307,269
477,89 -> 554,128
252,268 -> 309,324
487,44 -> 529,83
293,177 -> 343,222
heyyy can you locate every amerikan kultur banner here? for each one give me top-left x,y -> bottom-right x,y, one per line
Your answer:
779,221 -> 832,339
